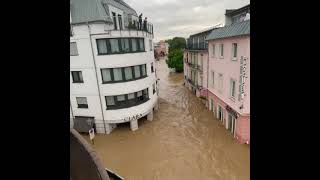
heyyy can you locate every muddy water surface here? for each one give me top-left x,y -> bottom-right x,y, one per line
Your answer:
84,59 -> 250,180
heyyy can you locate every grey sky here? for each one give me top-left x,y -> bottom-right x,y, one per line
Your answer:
125,0 -> 250,42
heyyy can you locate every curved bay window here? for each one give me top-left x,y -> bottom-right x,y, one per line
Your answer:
101,64 -> 147,84
105,88 -> 149,110
96,38 -> 145,55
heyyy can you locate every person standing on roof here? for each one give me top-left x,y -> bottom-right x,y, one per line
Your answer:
138,13 -> 143,30
143,17 -> 148,31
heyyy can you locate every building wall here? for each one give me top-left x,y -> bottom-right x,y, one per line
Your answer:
70,21 -> 157,133
207,36 -> 250,115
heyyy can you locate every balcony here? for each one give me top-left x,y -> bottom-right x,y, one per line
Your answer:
186,62 -> 203,72
186,42 -> 208,50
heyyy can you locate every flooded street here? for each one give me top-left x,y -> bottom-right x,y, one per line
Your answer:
85,58 -> 250,180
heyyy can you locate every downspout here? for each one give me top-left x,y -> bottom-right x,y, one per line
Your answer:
70,99 -> 75,127
87,22 -> 107,134
206,46 -> 209,109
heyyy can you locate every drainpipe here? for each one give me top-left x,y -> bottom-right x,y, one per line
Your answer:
206,49 -> 209,109
70,99 -> 75,127
87,22 -> 107,134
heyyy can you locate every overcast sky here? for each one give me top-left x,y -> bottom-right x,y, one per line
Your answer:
125,0 -> 250,42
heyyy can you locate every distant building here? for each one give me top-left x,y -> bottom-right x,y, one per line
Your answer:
225,4 -> 250,26
154,40 -> 168,58
183,28 -> 217,99
70,0 -> 158,134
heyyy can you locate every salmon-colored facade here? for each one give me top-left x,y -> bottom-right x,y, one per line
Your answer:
207,34 -> 250,144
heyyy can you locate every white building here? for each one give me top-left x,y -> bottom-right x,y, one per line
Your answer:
70,0 -> 158,134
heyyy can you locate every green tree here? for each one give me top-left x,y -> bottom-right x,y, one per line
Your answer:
166,37 -> 186,72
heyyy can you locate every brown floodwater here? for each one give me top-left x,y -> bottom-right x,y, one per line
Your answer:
84,58 -> 250,180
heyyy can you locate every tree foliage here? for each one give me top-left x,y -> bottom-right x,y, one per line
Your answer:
166,37 -> 186,72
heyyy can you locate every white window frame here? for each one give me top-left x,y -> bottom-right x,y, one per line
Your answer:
229,78 -> 236,101
211,71 -> 215,88
232,43 -> 237,61
70,42 -> 78,56
218,73 -> 223,93
219,44 -> 224,59
212,44 -> 215,57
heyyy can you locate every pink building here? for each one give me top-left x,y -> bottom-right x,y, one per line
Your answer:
154,40 -> 168,58
206,20 -> 250,144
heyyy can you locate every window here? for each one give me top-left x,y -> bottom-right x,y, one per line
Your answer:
149,40 -> 153,51
105,88 -> 149,110
76,97 -> 88,108
212,44 -> 215,57
218,73 -> 223,92
138,38 -> 145,51
101,69 -> 112,83
106,96 -> 115,106
121,38 -> 130,53
70,42 -> 78,56
151,62 -> 154,73
211,71 -> 215,88
97,38 -> 145,55
110,39 -> 120,53
112,12 -> 117,30
124,67 -> 133,80
72,71 -> 83,83
220,44 -> 224,57
232,43 -> 237,59
113,68 -> 123,81
118,14 -> 123,30
131,38 -> 138,52
153,83 -> 156,94
101,64 -> 147,84
134,66 -> 141,78
141,64 -> 146,76
97,39 -> 108,54
230,79 -> 236,99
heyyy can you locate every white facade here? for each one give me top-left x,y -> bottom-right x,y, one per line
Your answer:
70,2 -> 158,134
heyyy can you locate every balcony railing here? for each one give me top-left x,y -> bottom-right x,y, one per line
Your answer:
186,42 -> 208,50
186,62 -> 203,72
126,20 -> 153,35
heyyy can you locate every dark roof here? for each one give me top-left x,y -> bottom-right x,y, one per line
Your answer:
206,20 -> 250,41
225,4 -> 250,16
189,27 -> 218,38
70,0 -> 137,25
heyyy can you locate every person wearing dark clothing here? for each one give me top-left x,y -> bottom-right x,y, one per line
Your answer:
138,13 -> 143,30
143,17 -> 147,31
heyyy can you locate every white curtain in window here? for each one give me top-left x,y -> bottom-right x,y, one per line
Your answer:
124,67 -> 133,80
128,93 -> 135,99
137,91 -> 142,97
131,39 -> 137,51
149,40 -> 152,51
78,72 -> 83,82
113,68 -> 123,81
102,69 -> 112,82
76,97 -> 87,105
106,96 -> 115,105
139,39 -> 144,51
110,39 -> 120,53
117,95 -> 125,101
141,65 -> 146,76
143,89 -> 148,97
134,66 -> 141,78
97,39 -> 108,54
121,38 -> 130,52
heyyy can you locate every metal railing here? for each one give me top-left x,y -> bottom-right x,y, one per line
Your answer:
186,42 -> 208,50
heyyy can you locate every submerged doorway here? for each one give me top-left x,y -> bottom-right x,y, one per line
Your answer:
228,113 -> 236,135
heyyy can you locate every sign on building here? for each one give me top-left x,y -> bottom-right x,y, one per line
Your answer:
239,56 -> 247,101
